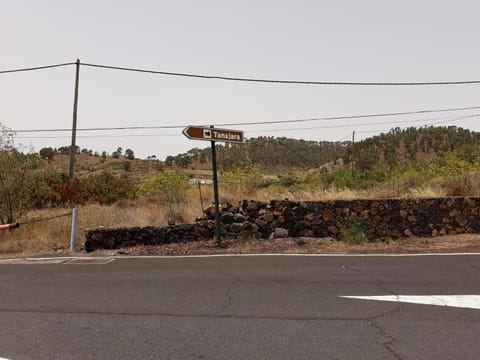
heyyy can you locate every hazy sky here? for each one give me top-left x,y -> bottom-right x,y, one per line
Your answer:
2,0 -> 480,159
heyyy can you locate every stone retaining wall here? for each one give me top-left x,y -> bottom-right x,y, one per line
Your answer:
84,197 -> 480,251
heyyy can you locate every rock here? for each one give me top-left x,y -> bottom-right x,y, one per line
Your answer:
221,212 -> 234,224
292,206 -> 304,217
204,205 -> 216,218
242,221 -> 259,232
455,215 -> 468,227
233,213 -> 246,223
353,205 -> 365,213
322,210 -> 335,222
327,225 -> 339,234
255,219 -> 267,228
261,213 -> 275,222
274,227 -> 289,238
229,223 -> 243,233
304,213 -> 315,221
84,197 -> 480,251
449,209 -> 459,217
246,201 -> 258,211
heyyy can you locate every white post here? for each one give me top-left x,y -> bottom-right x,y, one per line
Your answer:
70,208 -> 79,252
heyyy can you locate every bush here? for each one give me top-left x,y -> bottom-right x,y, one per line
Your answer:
441,171 -> 480,196
39,147 -> 55,161
223,165 -> 264,193
81,171 -> 137,205
26,169 -> 137,207
339,222 -> 366,244
0,149 -> 38,222
138,168 -> 190,218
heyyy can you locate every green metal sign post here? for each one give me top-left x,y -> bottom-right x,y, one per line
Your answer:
183,125 -> 244,248
210,138 -> 222,247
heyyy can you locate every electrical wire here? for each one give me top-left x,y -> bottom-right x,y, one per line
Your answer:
15,133 -> 180,139
216,107 -> 480,127
246,114 -> 480,134
80,62 -> 480,86
11,105 -> 480,133
14,113 -> 478,140
0,62 -> 76,74
2,61 -> 480,86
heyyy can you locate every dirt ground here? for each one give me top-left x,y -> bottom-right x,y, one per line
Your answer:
89,234 -> 480,257
2,234 -> 480,259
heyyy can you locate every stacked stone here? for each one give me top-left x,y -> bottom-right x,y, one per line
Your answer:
84,223 -> 213,252
205,198 -> 480,240
85,197 -> 480,251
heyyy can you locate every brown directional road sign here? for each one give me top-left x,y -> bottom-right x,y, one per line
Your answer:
183,126 -> 244,144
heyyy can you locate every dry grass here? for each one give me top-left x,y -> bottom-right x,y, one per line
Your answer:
0,198 -> 203,258
2,182 -> 480,259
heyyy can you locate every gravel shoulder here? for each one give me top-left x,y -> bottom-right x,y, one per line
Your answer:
93,234 -> 480,257
2,234 -> 480,259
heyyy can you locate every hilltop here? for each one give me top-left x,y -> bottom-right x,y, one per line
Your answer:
164,125 -> 480,172
36,126 -> 480,181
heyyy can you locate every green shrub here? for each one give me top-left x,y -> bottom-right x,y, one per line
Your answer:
223,165 -> 264,193
139,168 -> 189,217
339,222 -> 366,244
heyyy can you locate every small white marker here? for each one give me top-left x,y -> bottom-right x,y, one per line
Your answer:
341,295 -> 480,310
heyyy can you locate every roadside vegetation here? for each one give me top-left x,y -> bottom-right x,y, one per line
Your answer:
2,124 -> 480,256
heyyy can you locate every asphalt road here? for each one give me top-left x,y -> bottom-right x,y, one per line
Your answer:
0,254 -> 479,360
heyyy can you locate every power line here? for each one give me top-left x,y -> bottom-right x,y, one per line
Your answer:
11,105 -> 480,133
245,114 -> 480,134
80,62 -> 480,86
14,113 -> 479,140
15,133 -> 180,139
215,105 -> 480,127
13,124 -> 184,133
2,61 -> 480,86
0,62 -> 76,74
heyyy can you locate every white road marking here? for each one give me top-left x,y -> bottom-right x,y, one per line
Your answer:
341,295 -> 480,310
0,252 -> 480,264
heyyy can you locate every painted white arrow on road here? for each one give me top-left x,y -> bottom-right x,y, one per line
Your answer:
341,295 -> 480,310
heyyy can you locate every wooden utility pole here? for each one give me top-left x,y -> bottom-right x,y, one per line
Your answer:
69,59 -> 80,179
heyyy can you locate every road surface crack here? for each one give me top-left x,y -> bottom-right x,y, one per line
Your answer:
464,260 -> 480,271
221,273 -> 243,316
367,319 -> 403,360
341,265 -> 403,360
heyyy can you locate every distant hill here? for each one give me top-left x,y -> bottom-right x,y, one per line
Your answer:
165,126 -> 480,171
345,126 -> 480,171
37,126 -> 480,176
166,137 -> 348,170
38,153 -> 162,177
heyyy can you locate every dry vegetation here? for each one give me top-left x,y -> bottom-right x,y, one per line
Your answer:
3,127 -> 480,258
2,183 -> 480,259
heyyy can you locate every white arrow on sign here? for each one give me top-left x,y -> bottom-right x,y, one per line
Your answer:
340,295 -> 480,310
